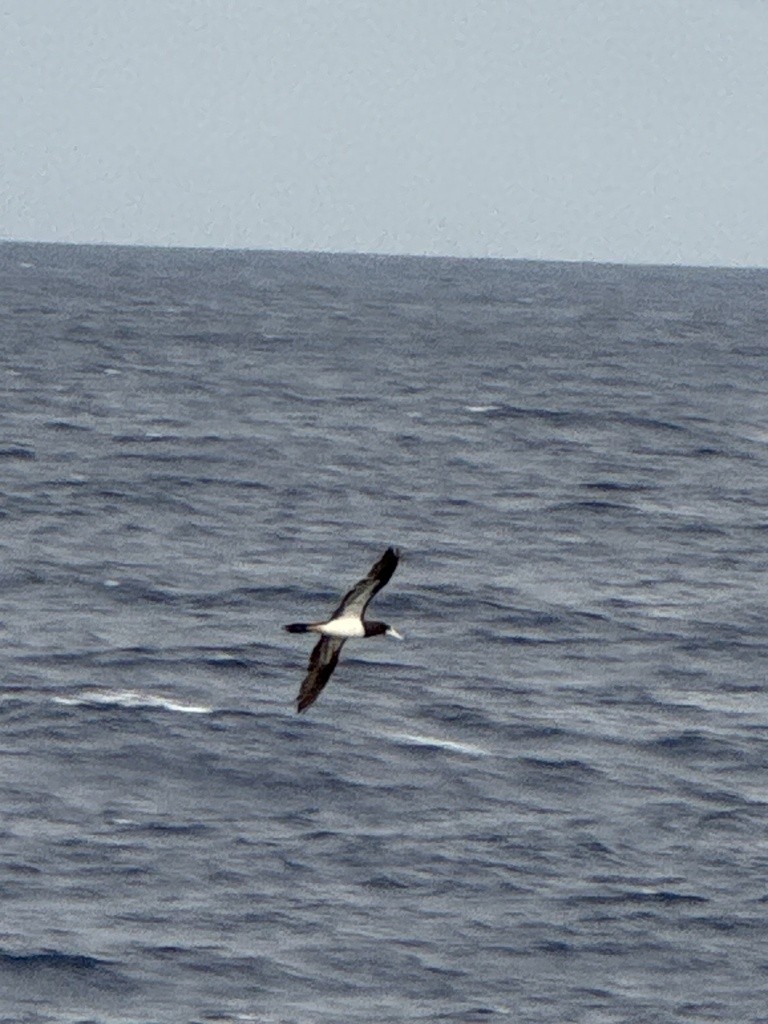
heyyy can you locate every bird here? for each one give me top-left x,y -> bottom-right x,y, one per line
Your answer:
284,547 -> 403,712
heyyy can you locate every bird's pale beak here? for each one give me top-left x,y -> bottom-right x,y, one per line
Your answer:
386,627 -> 404,640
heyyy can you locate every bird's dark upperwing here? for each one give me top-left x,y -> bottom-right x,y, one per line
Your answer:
330,547 -> 400,620
296,636 -> 346,713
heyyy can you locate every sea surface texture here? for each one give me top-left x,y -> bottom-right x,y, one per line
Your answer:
1,241 -> 767,1024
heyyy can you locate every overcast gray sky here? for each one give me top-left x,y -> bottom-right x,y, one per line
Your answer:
1,0 -> 766,266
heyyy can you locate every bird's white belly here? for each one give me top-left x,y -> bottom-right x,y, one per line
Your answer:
319,615 -> 365,638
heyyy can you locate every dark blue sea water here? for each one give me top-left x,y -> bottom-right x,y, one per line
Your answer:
1,240 -> 768,1023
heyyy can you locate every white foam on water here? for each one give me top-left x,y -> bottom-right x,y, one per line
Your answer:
387,731 -> 489,756
52,689 -> 212,715
465,404 -> 500,413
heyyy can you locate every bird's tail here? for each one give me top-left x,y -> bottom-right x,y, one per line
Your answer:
284,622 -> 311,633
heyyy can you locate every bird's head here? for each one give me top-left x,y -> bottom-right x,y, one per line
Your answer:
365,621 -> 404,639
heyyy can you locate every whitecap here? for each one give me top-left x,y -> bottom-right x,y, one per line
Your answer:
465,404 -> 500,413
52,690 -> 212,714
387,732 -> 489,756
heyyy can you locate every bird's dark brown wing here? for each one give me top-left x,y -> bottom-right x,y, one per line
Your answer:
295,636 -> 346,713
329,547 -> 400,620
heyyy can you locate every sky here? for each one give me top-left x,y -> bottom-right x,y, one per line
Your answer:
1,0 -> 767,267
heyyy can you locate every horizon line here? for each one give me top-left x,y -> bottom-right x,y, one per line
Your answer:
1,235 -> 766,274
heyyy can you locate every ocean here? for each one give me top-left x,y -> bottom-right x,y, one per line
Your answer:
0,240 -> 767,1023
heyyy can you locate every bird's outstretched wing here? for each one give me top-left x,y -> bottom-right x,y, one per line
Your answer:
330,547 -> 400,620
296,636 -> 346,713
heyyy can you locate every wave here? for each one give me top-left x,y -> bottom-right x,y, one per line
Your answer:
385,732 -> 489,756
51,689 -> 212,715
0,949 -> 108,971
566,890 -> 708,907
0,445 -> 36,460
0,947 -> 133,993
